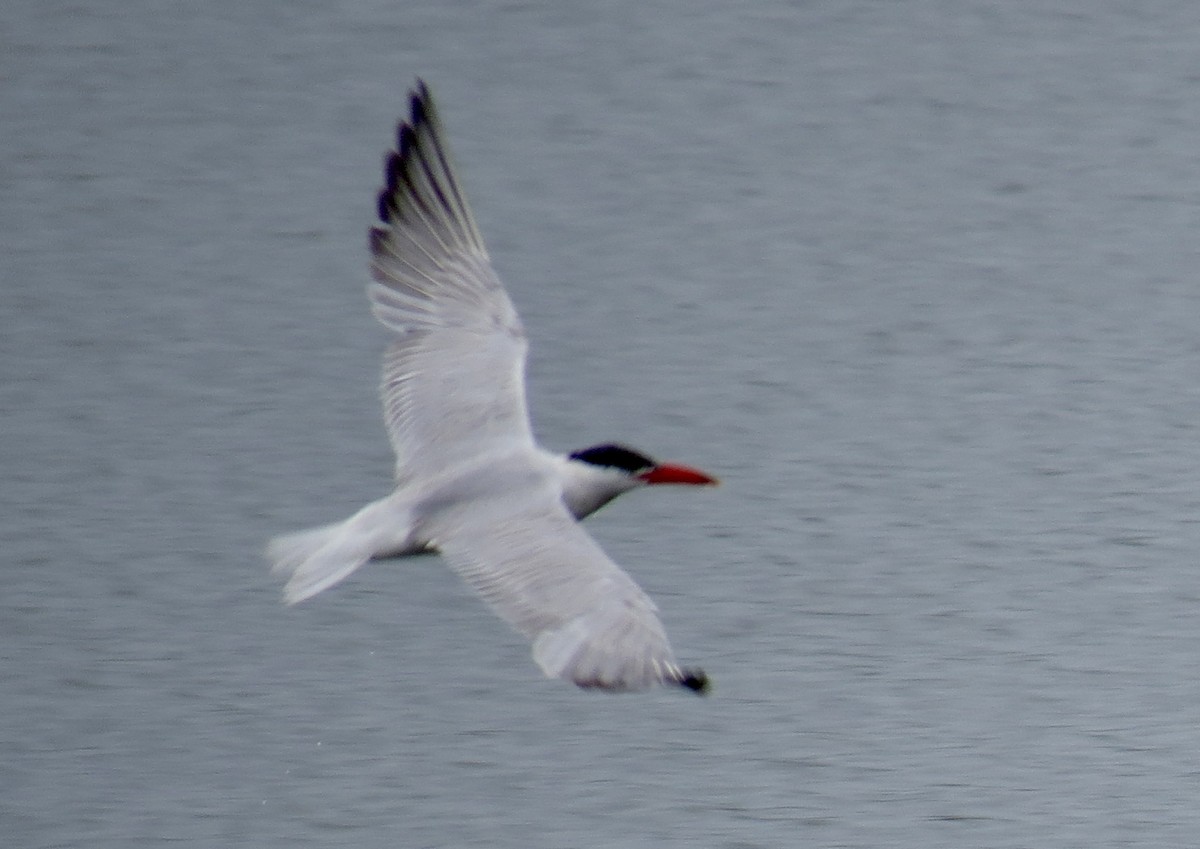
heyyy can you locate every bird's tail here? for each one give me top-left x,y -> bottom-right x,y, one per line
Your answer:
267,520 -> 372,605
267,494 -> 417,604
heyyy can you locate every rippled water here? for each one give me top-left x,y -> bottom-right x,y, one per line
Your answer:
6,2 -> 1200,847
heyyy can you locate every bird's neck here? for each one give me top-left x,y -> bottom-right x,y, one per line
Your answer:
557,456 -> 639,520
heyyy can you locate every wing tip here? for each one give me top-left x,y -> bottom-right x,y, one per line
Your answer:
375,186 -> 393,224
675,667 -> 711,696
397,81 -> 429,151
410,78 -> 432,126
373,77 -> 484,258
567,665 -> 711,695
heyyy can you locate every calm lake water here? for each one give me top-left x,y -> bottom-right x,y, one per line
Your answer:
6,2 -> 1200,847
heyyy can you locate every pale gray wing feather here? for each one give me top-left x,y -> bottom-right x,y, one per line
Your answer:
368,81 -> 533,481
426,489 -> 696,691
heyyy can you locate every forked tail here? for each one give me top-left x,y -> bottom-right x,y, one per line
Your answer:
267,521 -> 372,604
267,495 -> 417,604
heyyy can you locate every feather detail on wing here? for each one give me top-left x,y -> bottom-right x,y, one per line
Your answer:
368,81 -> 533,482
427,489 -> 707,693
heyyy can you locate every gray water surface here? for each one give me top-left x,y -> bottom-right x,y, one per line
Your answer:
6,2 -> 1200,847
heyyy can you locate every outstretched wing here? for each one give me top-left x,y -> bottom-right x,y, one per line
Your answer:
368,81 -> 534,483
426,485 -> 708,693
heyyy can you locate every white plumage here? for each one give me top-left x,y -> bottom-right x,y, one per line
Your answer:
269,81 -> 714,694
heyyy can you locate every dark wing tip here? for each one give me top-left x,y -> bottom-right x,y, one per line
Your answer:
396,123 -> 417,162
372,78 -> 484,263
677,668 -> 710,695
386,149 -> 405,185
375,187 -> 392,224
568,666 -> 710,695
368,225 -> 388,254
409,82 -> 431,127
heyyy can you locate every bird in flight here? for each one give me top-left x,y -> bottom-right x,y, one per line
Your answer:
269,80 -> 717,693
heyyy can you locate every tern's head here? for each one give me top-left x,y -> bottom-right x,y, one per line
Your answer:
561,443 -> 717,521
568,444 -> 719,487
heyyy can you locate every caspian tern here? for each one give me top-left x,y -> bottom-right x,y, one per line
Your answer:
268,80 -> 717,694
